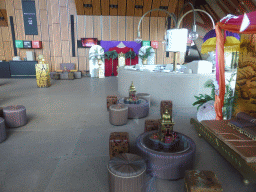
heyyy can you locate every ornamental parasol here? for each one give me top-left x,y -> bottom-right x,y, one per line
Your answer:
215,11 -> 256,120
201,29 -> 240,54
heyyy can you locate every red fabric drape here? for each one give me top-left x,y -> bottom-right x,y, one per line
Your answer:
215,11 -> 256,120
105,47 -> 138,76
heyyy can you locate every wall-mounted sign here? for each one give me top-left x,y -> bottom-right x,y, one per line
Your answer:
15,40 -> 24,48
151,41 -> 159,49
23,41 -> 32,48
32,41 -> 42,49
22,0 -> 38,35
81,38 -> 98,48
142,41 -> 151,46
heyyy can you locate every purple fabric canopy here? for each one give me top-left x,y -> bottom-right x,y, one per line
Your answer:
100,41 -> 141,54
203,29 -> 240,42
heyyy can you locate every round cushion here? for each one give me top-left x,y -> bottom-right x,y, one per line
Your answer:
136,131 -> 196,180
119,98 -> 149,119
3,105 -> 27,128
60,72 -> 69,80
109,104 -> 128,126
0,117 -> 6,143
50,72 -> 56,79
74,71 -> 82,79
136,93 -> 151,107
108,153 -> 146,192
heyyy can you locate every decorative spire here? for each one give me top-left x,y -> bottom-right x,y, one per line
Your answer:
129,81 -> 136,92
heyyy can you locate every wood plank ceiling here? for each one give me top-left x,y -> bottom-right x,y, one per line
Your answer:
74,0 -> 256,29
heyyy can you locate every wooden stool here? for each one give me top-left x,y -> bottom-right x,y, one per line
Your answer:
109,132 -> 129,159
0,117 -> 6,143
107,96 -> 118,110
3,105 -> 27,128
109,104 -> 128,126
160,100 -> 172,117
184,170 -> 223,192
144,119 -> 159,132
108,153 -> 146,192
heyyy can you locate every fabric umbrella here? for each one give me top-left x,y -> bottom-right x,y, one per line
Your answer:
215,11 -> 256,120
201,29 -> 240,54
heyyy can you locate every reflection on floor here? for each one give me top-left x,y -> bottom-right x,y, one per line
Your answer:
0,77 -> 255,192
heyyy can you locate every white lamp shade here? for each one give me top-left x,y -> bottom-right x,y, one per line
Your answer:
166,28 -> 188,52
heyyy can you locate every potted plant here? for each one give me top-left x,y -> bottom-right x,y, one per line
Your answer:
105,50 -> 118,76
192,73 -> 236,120
125,49 -> 136,66
138,47 -> 153,65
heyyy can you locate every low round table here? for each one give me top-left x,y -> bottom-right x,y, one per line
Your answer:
3,105 -> 27,128
136,131 -> 196,180
118,98 -> 149,119
136,93 -> 151,107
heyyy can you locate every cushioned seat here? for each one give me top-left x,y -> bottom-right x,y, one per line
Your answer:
109,104 -> 128,126
74,71 -> 82,79
60,63 -> 76,70
118,98 -> 149,119
60,72 -> 74,80
108,153 -> 146,192
136,93 -> 151,107
0,117 -> 6,143
3,105 -> 27,128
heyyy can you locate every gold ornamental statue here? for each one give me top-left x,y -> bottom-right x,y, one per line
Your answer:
35,55 -> 51,88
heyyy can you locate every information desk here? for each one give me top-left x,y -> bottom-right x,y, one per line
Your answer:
118,67 -> 217,107
0,62 -> 11,78
9,61 -> 37,78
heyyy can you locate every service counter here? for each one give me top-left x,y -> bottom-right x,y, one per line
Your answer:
118,67 -> 233,108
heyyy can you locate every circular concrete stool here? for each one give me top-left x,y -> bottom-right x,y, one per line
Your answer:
119,99 -> 149,119
109,104 -> 128,126
3,105 -> 27,128
108,153 -> 146,192
74,71 -> 82,79
0,117 -> 6,143
136,93 -> 151,107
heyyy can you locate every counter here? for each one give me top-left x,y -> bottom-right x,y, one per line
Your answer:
118,67 -> 234,108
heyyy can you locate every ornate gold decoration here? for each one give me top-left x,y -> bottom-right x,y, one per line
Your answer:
36,55 -> 51,88
159,108 -> 175,142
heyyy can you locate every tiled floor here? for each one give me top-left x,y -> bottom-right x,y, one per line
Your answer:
0,77 -> 256,192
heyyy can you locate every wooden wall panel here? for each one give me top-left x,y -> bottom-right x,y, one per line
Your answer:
25,35 -> 34,41
133,17 -> 140,41
69,0 -> 78,18
126,17 -> 133,41
42,41 -> 51,63
50,0 -> 60,24
62,56 -> 71,63
92,0 -> 101,15
3,41 -> 13,61
74,0 -> 84,15
118,16 -> 125,41
39,0 -> 47,10
151,0 -> 161,17
34,49 -> 43,59
110,16 -> 118,41
142,16 -> 149,40
1,25 -> 12,41
0,56 -> 5,60
52,23 -> 62,56
85,16 -> 93,37
0,41 -> 5,56
143,0 -> 152,16
102,16 -> 110,40
93,16 -> 101,39
5,0 -> 14,17
101,0 -> 109,16
0,1 -> 6,9
59,0 -> 68,7
33,26 -> 42,40
18,49 -> 27,60
52,56 -> 63,70
61,41 -> 70,57
134,0 -> 143,17
126,0 -> 135,16
34,0 -> 41,26
14,9 -> 25,40
150,17 -> 157,41
109,0 -> 118,15
40,10 -> 50,41
118,0 -> 126,16
156,17 -> 165,64
60,7 -> 69,40
13,0 -> 22,10
77,16 -> 85,38
47,0 -> 52,24
70,57 -> 78,69
79,56 -> 87,71
159,0 -> 169,17
83,0 -> 93,15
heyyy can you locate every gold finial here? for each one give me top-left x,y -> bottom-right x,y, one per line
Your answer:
130,81 -> 136,92
162,108 -> 171,121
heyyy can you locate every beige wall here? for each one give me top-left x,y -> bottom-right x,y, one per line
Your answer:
0,0 -> 178,72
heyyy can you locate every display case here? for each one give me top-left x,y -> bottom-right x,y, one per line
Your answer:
9,61 -> 37,78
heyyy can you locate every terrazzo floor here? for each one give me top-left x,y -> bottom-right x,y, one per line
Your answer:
0,77 -> 255,192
